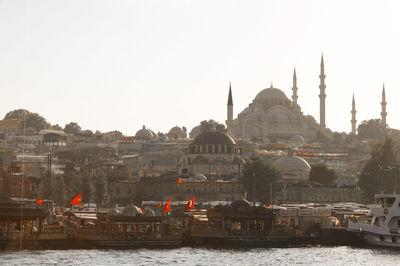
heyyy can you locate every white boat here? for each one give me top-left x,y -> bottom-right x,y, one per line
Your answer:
348,194 -> 400,247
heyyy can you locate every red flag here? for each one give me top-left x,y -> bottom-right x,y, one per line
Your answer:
184,196 -> 194,212
176,178 -> 182,184
34,198 -> 43,206
70,192 -> 82,206
265,203 -> 271,207
162,198 -> 171,213
157,201 -> 163,208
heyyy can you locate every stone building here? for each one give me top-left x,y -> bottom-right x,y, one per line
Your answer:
178,130 -> 243,178
229,83 -> 321,143
225,57 -> 329,144
286,184 -> 362,203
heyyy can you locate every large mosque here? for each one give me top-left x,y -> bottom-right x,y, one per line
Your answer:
225,55 -> 388,143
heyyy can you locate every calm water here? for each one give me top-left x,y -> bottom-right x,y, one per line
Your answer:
1,246 -> 400,265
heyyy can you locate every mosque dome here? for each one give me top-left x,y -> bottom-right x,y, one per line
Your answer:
192,130 -> 236,146
274,155 -> 311,172
189,125 -> 201,139
253,86 -> 291,107
135,125 -> 155,140
167,126 -> 187,139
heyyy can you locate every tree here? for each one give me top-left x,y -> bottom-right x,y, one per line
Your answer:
4,109 -> 50,132
358,137 -> 399,201
241,158 -> 284,203
357,119 -> 385,140
50,124 -> 63,131
199,119 -> 227,133
64,122 -> 81,134
309,164 -> 337,186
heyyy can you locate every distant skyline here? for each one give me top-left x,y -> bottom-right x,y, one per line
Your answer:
1,0 -> 400,136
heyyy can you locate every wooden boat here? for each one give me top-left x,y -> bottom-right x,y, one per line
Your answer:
75,212 -> 185,248
189,200 -> 318,247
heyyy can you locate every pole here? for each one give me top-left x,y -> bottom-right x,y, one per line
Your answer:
253,173 -> 256,206
47,154 -> 52,212
209,161 -> 211,207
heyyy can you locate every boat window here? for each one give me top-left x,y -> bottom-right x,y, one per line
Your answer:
386,197 -> 395,207
388,217 -> 400,228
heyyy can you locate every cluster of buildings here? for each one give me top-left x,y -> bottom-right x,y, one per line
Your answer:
0,55 -> 394,206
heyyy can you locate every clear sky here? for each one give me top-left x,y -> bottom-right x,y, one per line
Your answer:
1,0 -> 399,136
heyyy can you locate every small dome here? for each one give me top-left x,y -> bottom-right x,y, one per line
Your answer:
167,126 -> 187,139
189,125 -> 201,139
274,156 -> 311,172
135,125 -> 155,140
192,130 -> 236,146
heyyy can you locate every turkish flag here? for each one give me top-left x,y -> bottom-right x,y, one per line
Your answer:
162,198 -> 171,213
184,196 -> 194,212
157,201 -> 163,208
70,192 -> 82,206
176,178 -> 182,184
34,198 -> 43,206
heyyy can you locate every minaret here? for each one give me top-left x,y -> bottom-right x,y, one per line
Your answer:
226,82 -> 234,136
292,67 -> 298,108
351,94 -> 357,134
381,83 -> 387,128
319,54 -> 326,129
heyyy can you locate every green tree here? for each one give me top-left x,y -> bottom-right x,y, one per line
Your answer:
199,119 -> 227,133
241,158 -> 284,203
358,137 -> 399,201
4,109 -> 50,132
357,119 -> 385,140
309,164 -> 337,186
64,122 -> 82,134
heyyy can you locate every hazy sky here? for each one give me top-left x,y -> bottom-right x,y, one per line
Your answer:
1,0 -> 399,136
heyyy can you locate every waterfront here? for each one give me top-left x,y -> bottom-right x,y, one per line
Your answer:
1,246 -> 400,265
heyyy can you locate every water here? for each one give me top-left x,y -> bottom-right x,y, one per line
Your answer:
1,246 -> 400,265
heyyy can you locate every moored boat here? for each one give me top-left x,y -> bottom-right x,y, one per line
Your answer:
348,194 -> 400,247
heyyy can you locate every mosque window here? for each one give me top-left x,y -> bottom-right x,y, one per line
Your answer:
212,145 -> 215,153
